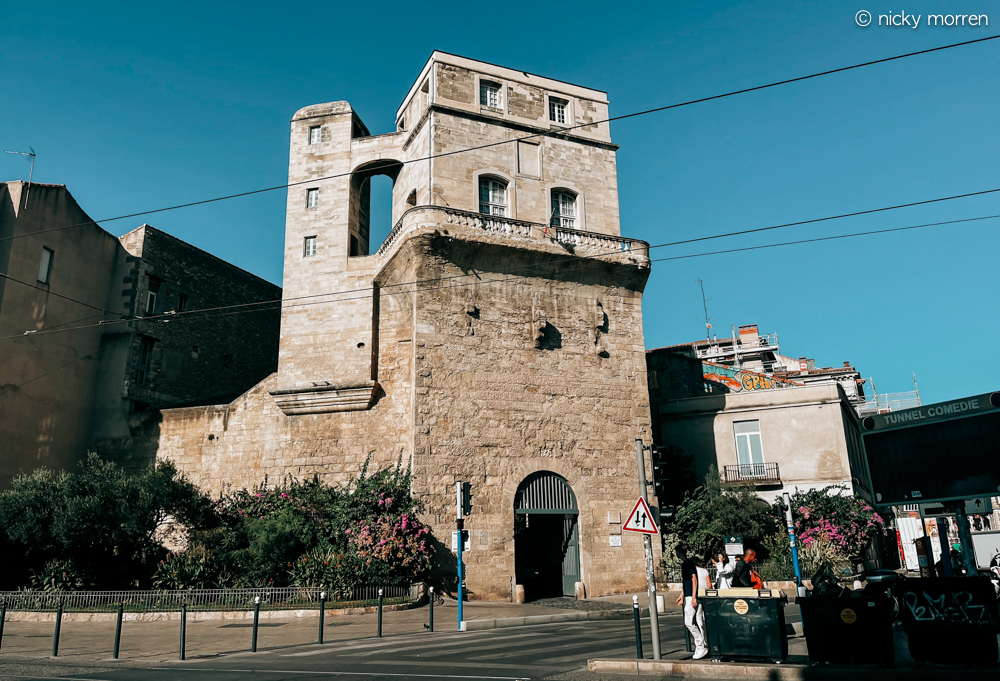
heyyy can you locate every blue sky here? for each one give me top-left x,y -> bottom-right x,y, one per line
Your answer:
2,1 -> 997,404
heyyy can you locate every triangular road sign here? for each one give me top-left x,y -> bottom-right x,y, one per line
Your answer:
623,497 -> 659,535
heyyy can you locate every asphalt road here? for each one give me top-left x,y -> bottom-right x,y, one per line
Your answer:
0,615 -> 678,681
0,608 -> 803,681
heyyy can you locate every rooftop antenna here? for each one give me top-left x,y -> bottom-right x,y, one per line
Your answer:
913,372 -> 921,406
5,147 -> 36,207
696,278 -> 712,341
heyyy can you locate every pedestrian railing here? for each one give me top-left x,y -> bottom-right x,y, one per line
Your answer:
0,584 -> 420,613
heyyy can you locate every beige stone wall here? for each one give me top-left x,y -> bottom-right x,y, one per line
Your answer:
157,53 -> 657,600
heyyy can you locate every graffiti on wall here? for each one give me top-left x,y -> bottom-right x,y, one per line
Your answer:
702,364 -> 796,394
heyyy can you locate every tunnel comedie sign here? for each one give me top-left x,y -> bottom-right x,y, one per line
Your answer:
861,391 -> 1000,506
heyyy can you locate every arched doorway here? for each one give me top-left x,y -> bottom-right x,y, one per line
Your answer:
514,472 -> 580,600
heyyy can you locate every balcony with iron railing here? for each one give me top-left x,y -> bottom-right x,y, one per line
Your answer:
374,205 -> 649,267
723,462 -> 781,486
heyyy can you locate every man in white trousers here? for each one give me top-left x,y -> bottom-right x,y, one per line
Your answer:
674,544 -> 707,659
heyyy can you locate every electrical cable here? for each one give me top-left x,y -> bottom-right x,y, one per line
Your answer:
6,183 -> 1000,326
2,34 -> 997,243
4,210 -> 996,341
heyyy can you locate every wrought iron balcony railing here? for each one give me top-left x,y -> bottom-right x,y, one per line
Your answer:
723,462 -> 781,486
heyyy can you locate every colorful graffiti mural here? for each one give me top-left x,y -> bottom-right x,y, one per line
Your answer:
702,363 -> 796,393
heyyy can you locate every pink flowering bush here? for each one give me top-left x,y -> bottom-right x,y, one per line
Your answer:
790,486 -> 886,564
349,510 -> 434,584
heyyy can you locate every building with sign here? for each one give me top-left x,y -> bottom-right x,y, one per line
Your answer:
647,341 -> 873,504
154,52 -> 655,601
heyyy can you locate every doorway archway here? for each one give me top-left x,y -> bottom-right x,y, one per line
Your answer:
514,471 -> 580,600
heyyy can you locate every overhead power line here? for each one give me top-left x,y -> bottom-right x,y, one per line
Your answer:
4,183 -> 999,325
2,34 -> 998,244
4,210 -> 997,342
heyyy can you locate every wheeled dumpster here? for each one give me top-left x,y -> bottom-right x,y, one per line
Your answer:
895,576 -> 999,665
701,588 -> 788,663
798,596 -> 895,665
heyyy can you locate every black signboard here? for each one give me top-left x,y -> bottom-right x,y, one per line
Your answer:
861,392 -> 1000,506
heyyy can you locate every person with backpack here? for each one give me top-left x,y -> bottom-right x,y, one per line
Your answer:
732,548 -> 758,588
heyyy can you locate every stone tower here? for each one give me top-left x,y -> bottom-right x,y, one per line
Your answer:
157,52 -> 655,599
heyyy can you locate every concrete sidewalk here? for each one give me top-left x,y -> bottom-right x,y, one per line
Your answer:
0,599 -> 570,662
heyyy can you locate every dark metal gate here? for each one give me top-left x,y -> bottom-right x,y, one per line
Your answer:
514,472 -> 580,598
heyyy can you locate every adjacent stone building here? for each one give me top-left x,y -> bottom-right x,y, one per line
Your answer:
647,330 -> 874,505
155,52 -> 655,601
0,181 -> 281,484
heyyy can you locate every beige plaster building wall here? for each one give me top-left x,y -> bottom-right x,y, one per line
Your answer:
156,52 -> 656,600
659,383 -> 871,503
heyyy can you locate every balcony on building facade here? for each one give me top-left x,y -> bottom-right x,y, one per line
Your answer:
722,462 -> 781,487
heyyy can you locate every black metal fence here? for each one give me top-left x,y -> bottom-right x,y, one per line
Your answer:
0,585 -> 420,613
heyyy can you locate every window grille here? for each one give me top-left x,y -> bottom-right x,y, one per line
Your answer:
549,98 -> 567,124
478,178 -> 507,217
480,81 -> 501,109
550,191 -> 576,229
136,337 -> 154,386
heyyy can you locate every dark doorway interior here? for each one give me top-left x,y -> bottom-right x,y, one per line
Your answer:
514,513 -> 579,601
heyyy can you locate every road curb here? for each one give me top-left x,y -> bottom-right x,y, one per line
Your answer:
461,608 -> 651,631
587,658 -> 1000,679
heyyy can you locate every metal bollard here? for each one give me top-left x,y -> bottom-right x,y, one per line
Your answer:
252,596 -> 260,652
632,595 -> 643,660
113,601 -> 124,659
377,589 -> 383,638
0,602 -> 6,653
428,587 -> 434,632
179,603 -> 187,661
52,599 -> 63,657
318,592 -> 326,645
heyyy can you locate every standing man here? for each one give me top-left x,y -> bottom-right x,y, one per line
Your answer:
732,548 -> 757,588
674,544 -> 707,660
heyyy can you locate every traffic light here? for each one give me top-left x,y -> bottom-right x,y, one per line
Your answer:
650,444 -> 674,523
461,481 -> 473,516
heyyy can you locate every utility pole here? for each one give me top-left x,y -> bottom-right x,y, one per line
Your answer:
634,439 -> 661,660
455,481 -> 465,630
782,492 -> 802,586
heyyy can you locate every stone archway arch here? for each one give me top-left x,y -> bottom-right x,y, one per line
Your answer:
349,159 -> 404,256
513,470 -> 582,600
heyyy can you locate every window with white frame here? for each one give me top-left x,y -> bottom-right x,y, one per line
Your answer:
144,277 -> 161,315
309,126 -> 322,145
549,97 -> 568,124
550,190 -> 576,229
480,80 -> 501,109
478,177 -> 507,217
37,247 -> 53,284
303,236 -> 317,257
306,188 -> 319,208
733,420 -> 765,477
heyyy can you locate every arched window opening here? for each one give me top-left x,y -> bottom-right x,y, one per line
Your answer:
348,160 -> 402,256
550,190 -> 577,229
479,177 -> 508,217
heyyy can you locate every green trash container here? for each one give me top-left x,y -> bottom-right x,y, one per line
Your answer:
798,596 -> 894,665
701,588 -> 788,663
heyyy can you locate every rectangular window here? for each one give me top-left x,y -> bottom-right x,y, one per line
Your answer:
550,191 -> 576,229
306,188 -> 319,208
136,337 -> 154,386
304,236 -> 317,257
549,97 -> 567,124
478,178 -> 507,217
480,81 -> 501,109
309,126 -> 322,144
144,277 -> 161,315
734,420 -> 765,477
37,247 -> 54,283
177,293 -> 189,312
